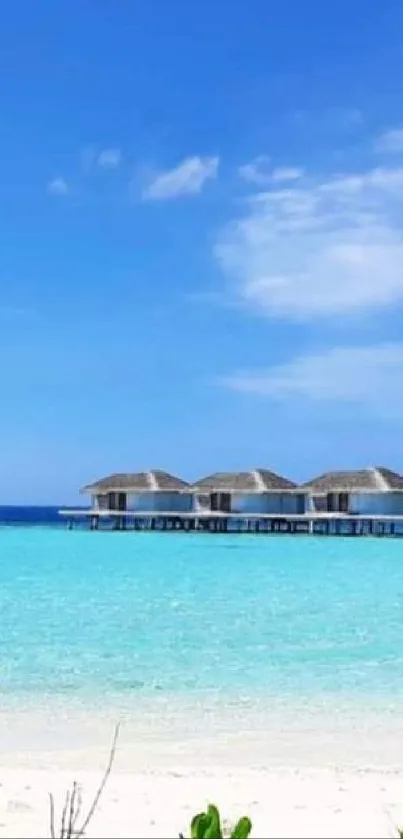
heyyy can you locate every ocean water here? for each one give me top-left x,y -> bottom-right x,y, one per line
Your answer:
0,506 -> 83,525
0,524 -> 403,710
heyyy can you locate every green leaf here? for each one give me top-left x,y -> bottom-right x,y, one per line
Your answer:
191,812 -> 211,839
230,816 -> 252,839
203,805 -> 222,839
187,805 -> 252,839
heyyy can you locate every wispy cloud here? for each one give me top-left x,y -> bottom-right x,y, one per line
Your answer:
143,155 -> 219,201
375,127 -> 403,153
216,163 -> 403,320
79,145 -> 122,173
220,343 -> 403,413
97,148 -> 122,169
238,156 -> 271,185
239,158 -> 304,185
271,166 -> 304,182
47,177 -> 69,196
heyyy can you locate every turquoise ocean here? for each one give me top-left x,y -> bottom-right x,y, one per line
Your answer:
1,525 -> 403,709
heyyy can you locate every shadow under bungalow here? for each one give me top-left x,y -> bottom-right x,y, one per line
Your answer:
60,466 -> 403,537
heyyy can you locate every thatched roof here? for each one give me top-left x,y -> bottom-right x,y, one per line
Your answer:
82,470 -> 190,494
301,466 -> 403,494
192,469 -> 297,493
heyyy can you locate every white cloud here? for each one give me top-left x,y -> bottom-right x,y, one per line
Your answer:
375,127 -> 403,153
98,148 -> 121,169
143,155 -> 219,201
47,177 -> 69,196
238,156 -> 271,184
216,166 -> 403,319
220,343 -> 403,410
271,166 -> 304,182
239,158 -> 303,185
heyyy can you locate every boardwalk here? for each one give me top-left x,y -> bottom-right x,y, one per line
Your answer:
59,509 -> 403,537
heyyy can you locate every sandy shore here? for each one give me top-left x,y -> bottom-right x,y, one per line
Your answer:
0,699 -> 402,837
0,764 -> 402,838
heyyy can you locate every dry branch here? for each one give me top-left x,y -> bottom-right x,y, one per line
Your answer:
49,724 -> 120,838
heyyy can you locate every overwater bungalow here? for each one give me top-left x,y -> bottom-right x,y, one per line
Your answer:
82,470 -> 192,513
61,464 -> 403,537
302,467 -> 403,515
191,469 -> 304,514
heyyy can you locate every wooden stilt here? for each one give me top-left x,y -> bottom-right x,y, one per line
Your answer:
61,508 -> 403,540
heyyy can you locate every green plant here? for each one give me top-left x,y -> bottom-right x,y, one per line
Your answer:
180,803 -> 252,839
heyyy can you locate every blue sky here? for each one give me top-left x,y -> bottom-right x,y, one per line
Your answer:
2,0 -> 403,503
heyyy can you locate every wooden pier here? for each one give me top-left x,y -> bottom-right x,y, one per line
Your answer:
59,510 -> 403,537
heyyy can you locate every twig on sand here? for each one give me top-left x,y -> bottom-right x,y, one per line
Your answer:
49,789 -> 55,839
49,724 -> 120,838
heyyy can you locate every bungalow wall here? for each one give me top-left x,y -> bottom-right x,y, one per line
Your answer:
126,492 -> 193,512
349,492 -> 403,515
305,495 -> 327,512
305,492 -> 403,515
92,492 -> 192,512
230,492 -> 306,514
92,494 -> 109,510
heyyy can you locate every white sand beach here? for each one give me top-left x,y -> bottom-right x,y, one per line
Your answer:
0,699 -> 402,838
1,764 -> 403,839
